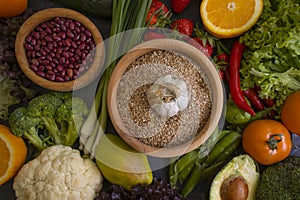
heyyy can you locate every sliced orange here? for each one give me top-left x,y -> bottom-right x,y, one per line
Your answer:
200,0 -> 263,38
0,124 -> 27,185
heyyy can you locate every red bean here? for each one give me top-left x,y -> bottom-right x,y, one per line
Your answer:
71,41 -> 77,48
64,39 -> 71,47
31,59 -> 39,66
61,24 -> 67,32
60,69 -> 66,77
85,30 -> 92,37
41,60 -> 50,66
37,71 -> 45,77
26,51 -> 32,58
67,30 -> 74,38
78,43 -> 85,50
30,65 -> 38,72
46,55 -> 52,61
44,36 -> 52,42
24,44 -> 34,51
24,17 -> 96,82
38,65 -> 45,71
67,69 -> 73,78
59,57 -> 65,64
26,35 -> 32,43
46,73 -> 55,81
58,32 -> 66,39
45,27 -> 51,34
69,22 -> 75,30
55,76 -> 64,82
46,65 -> 52,71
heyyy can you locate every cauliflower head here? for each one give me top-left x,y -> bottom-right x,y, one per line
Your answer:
13,145 -> 103,200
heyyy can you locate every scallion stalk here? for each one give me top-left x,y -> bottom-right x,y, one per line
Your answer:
80,0 -> 152,158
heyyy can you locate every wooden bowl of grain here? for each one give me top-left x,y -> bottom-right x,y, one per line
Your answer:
107,39 -> 224,158
15,8 -> 105,91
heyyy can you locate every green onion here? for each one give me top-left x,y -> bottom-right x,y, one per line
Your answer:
80,0 -> 152,158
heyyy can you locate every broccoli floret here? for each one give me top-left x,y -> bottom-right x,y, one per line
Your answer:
56,97 -> 89,146
26,92 -> 64,144
256,156 -> 300,200
9,107 -> 48,151
8,91 -> 88,151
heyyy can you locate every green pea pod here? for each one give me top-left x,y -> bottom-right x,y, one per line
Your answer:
169,159 -> 178,188
181,160 -> 203,197
202,131 -> 241,167
178,160 -> 195,184
178,156 -> 205,184
215,136 -> 242,163
198,161 -> 224,182
217,130 -> 233,141
169,149 -> 199,187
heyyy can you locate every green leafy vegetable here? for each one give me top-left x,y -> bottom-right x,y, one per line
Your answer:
0,75 -> 21,120
239,0 -> 300,114
0,9 -> 37,121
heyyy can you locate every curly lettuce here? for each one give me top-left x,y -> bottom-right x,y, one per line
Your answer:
0,73 -> 20,120
239,0 -> 300,114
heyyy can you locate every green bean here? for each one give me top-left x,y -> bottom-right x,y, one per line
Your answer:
181,160 -> 203,197
202,131 -> 241,167
215,135 -> 241,163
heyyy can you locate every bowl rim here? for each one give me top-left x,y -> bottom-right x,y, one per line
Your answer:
107,38 -> 224,158
15,7 -> 105,91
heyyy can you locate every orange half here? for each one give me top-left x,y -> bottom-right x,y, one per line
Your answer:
0,125 -> 27,185
200,0 -> 263,38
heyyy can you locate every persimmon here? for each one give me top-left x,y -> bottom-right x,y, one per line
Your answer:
281,91 -> 300,136
0,0 -> 28,18
242,119 -> 292,165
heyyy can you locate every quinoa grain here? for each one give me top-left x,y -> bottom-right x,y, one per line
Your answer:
116,50 -> 212,147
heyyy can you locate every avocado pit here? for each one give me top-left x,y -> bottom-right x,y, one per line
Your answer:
220,175 -> 249,200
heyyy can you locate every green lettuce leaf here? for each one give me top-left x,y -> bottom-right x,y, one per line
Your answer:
239,0 -> 300,113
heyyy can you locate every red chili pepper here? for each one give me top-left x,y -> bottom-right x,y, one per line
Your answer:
229,41 -> 255,115
243,88 -> 265,110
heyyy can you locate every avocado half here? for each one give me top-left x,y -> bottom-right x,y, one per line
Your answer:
209,154 -> 260,200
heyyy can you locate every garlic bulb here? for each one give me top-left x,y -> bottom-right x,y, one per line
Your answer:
147,75 -> 189,117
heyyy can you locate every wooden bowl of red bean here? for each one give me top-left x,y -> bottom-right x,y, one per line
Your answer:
15,8 -> 105,91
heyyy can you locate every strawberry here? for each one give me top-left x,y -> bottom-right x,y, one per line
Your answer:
192,24 -> 216,56
171,0 -> 191,13
170,18 -> 194,36
151,1 -> 169,14
146,0 -> 171,27
188,37 -> 213,56
143,31 -> 166,41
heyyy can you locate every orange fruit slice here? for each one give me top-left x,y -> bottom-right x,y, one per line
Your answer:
281,91 -> 300,136
200,0 -> 263,38
0,124 -> 27,185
